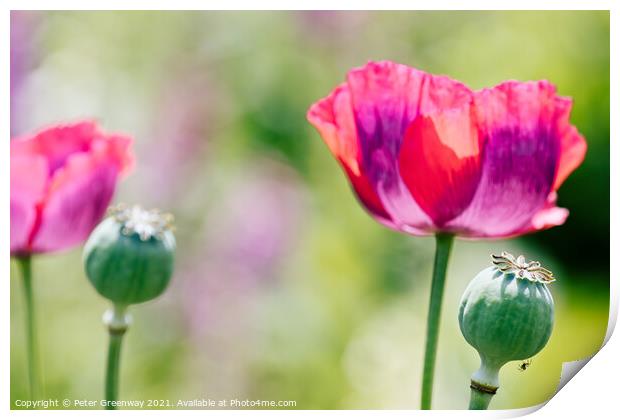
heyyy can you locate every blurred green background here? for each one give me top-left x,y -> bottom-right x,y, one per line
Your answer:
10,11 -> 609,409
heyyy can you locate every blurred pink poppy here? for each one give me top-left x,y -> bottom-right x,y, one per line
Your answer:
307,61 -> 586,238
10,121 -> 134,255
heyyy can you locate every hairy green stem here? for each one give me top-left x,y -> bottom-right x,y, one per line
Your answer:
420,233 -> 454,410
104,304 -> 129,410
17,255 -> 40,399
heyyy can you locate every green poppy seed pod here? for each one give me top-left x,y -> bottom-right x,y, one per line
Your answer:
83,204 -> 176,305
458,252 -> 555,409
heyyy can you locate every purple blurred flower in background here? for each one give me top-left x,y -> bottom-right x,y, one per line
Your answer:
171,158 -> 304,397
11,11 -> 39,136
181,159 -> 305,337
296,11 -> 368,41
143,68 -> 219,205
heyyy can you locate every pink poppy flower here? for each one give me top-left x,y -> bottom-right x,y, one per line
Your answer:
307,61 -> 586,238
10,121 -> 134,255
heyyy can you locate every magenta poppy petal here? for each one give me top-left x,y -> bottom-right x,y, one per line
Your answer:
307,84 -> 360,175
10,153 -> 48,253
307,82 -> 393,223
346,62 -> 430,229
346,61 -> 427,167
552,97 -> 587,190
507,192 -> 569,237
91,133 -> 135,177
346,61 -> 470,230
11,121 -> 101,174
31,154 -> 119,253
11,201 -> 36,253
531,206 -> 569,231
447,81 -> 564,237
399,105 -> 482,227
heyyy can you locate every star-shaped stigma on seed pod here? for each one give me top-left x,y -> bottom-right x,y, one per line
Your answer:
491,252 -> 555,284
107,204 -> 175,241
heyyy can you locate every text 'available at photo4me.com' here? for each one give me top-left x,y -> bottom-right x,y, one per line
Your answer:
14,398 -> 298,409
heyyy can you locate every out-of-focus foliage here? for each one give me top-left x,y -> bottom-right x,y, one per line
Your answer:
10,11 -> 609,409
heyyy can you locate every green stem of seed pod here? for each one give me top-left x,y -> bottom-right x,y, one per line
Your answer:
104,304 -> 129,410
420,233 -> 455,410
467,357 -> 501,409
468,387 -> 494,410
17,255 -> 40,399
105,334 -> 124,409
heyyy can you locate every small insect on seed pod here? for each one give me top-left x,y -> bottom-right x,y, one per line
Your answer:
458,252 -> 555,410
